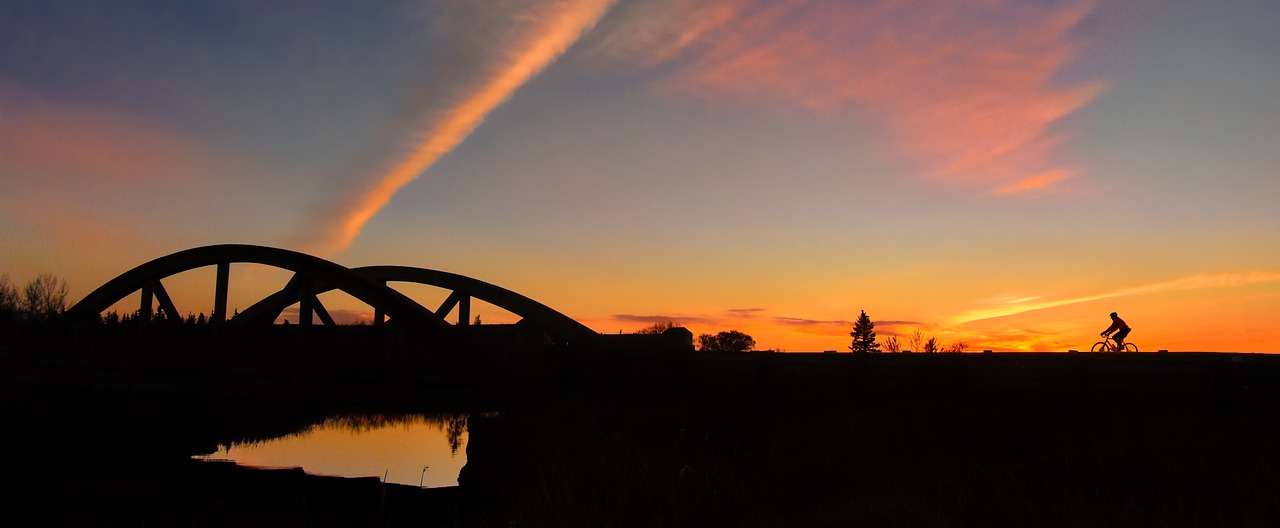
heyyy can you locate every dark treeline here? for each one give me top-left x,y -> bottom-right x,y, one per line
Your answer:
0,272 -> 221,331
851,309 -> 968,354
0,272 -> 69,325
634,321 -> 760,353
0,271 -> 379,332
634,310 -> 966,354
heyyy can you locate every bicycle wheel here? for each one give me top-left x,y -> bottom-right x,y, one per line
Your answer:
1091,341 -> 1109,352
1123,343 -> 1138,353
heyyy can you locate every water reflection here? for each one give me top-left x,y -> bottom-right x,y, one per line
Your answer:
317,413 -> 470,456
196,412 -> 473,487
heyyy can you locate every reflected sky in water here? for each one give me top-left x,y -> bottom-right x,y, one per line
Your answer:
196,414 -> 468,487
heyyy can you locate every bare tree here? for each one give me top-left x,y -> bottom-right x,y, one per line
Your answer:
908,329 -> 927,353
23,273 -> 69,321
945,341 -> 968,353
0,274 -> 19,314
883,335 -> 901,353
636,320 -> 677,334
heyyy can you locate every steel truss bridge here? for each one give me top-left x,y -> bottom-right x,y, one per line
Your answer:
59,244 -> 691,351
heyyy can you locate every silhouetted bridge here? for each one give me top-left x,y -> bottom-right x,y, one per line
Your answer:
0,244 -> 694,404
56,244 -> 691,350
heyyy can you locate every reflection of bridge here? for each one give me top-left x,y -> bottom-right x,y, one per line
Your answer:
60,244 -> 691,351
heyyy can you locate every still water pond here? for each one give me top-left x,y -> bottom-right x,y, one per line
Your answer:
194,414 -> 470,488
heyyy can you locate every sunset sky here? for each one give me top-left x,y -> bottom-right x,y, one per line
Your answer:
2,0 -> 1277,352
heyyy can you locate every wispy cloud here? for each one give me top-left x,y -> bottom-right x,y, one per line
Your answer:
587,0 -> 1104,194
0,82 -> 206,255
613,313 -> 713,325
774,316 -> 848,327
876,320 -> 926,328
952,271 -> 1280,324
0,82 -> 204,187
612,309 -> 781,330
994,169 -> 1075,196
772,316 -> 851,337
297,0 -> 613,256
873,320 -> 933,337
572,0 -> 744,72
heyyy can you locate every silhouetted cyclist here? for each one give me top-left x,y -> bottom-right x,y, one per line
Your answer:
1101,312 -> 1131,349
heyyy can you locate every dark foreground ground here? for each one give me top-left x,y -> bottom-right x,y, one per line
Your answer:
6,350 -> 1280,527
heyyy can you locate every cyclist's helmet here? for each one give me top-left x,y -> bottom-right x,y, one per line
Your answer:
1109,312 -> 1118,317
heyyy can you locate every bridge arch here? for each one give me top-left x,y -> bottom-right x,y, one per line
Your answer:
356,266 -> 597,344
60,244 -> 445,330
231,265 -> 598,345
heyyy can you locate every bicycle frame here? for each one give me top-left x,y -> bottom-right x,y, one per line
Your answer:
1091,336 -> 1137,352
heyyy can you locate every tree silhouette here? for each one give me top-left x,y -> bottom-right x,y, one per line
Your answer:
636,320 -> 677,334
924,336 -> 940,354
849,310 -> 880,353
0,274 -> 19,313
697,330 -> 755,352
22,273 -> 68,322
0,274 -> 19,328
881,336 -> 900,353
908,329 -> 927,354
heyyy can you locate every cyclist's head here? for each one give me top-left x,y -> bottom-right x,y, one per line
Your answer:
1109,312 -> 1118,318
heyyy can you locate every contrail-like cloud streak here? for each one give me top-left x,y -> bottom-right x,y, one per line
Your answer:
304,0 -> 612,256
951,271 -> 1280,324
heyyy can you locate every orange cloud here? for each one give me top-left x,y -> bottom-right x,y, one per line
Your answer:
574,0 -> 746,72
300,0 -> 613,256
596,0 -> 1104,194
0,82 -> 211,263
951,271 -> 1280,324
0,82 -> 204,186
995,169 -> 1075,195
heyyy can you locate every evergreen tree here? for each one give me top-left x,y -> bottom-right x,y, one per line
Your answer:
849,310 -> 880,353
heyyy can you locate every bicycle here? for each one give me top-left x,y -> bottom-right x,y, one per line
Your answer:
1091,335 -> 1137,352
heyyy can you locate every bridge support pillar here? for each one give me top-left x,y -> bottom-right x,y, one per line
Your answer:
373,280 -> 385,326
298,276 -> 314,327
140,282 -> 154,321
213,262 -> 230,323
